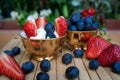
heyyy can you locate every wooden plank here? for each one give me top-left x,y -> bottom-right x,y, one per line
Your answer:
56,50 -> 67,80
82,55 -> 100,80
64,49 -> 79,80
96,66 -> 112,80
105,67 -> 120,80
34,62 -> 41,80
0,36 -> 21,53
74,58 -> 90,80
48,59 -> 57,80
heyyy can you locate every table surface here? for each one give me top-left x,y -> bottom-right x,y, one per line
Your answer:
0,30 -> 120,80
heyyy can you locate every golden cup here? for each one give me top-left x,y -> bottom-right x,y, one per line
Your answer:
66,30 -> 98,50
20,32 -> 66,61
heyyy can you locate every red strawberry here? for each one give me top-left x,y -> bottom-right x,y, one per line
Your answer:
86,36 -> 111,59
55,16 -> 68,37
98,44 -> 120,67
24,21 -> 37,38
0,53 -> 25,80
81,32 -> 92,42
81,8 -> 96,17
35,17 -> 48,29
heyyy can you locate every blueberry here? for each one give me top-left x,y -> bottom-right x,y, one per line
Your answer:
46,32 -> 56,39
65,66 -> 79,80
45,22 -> 55,33
22,61 -> 35,74
36,72 -> 49,80
40,59 -> 51,72
73,49 -> 84,58
112,62 -> 120,74
89,59 -> 99,70
62,53 -> 72,65
84,16 -> 94,25
76,20 -> 84,31
92,21 -> 100,30
4,50 -> 14,57
70,12 -> 82,23
67,20 -> 72,26
68,25 -> 77,31
12,46 -> 20,55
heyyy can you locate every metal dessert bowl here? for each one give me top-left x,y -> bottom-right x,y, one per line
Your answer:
66,30 -> 98,50
20,31 -> 66,61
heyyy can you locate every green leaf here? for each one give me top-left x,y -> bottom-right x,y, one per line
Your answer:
62,4 -> 68,18
55,9 -> 60,18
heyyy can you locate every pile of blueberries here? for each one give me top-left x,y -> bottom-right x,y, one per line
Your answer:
67,12 -> 100,31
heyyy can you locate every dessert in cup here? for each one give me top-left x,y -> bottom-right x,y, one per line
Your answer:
20,16 -> 68,61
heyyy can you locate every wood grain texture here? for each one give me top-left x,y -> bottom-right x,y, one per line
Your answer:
0,35 -> 120,80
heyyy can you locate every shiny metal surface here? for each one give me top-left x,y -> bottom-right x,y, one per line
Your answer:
20,32 -> 66,61
66,30 -> 98,50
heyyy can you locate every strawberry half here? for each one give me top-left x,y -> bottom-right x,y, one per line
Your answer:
55,16 -> 68,37
24,21 -> 37,38
98,44 -> 120,67
35,17 -> 48,29
0,53 -> 25,80
86,36 -> 111,59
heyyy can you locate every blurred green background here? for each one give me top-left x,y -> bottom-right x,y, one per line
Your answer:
1,0 -> 120,19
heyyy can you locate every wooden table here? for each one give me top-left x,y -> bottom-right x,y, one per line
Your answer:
0,30 -> 120,80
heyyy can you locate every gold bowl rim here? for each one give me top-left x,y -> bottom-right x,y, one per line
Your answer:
67,30 -> 98,33
19,31 -> 66,40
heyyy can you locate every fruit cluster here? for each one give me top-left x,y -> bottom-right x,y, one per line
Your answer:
86,36 -> 120,73
24,16 -> 68,39
67,10 -> 100,31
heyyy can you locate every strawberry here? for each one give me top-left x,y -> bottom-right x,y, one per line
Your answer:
98,44 -> 120,67
86,36 -> 111,59
81,8 -> 96,17
0,53 -> 25,80
35,17 -> 48,29
55,16 -> 68,37
24,21 -> 37,38
81,32 -> 92,42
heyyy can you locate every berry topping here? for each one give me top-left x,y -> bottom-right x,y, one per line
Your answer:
76,20 -> 84,31
46,32 -> 56,39
40,59 -> 51,72
65,66 -> 79,80
45,22 -> 55,33
73,49 -> 84,58
24,21 -> 37,38
86,36 -> 111,59
89,59 -> 99,70
98,44 -> 120,67
68,25 -> 77,31
22,61 -> 35,74
4,50 -> 14,57
70,12 -> 82,23
35,17 -> 48,29
12,46 -> 20,55
62,53 -> 72,65
112,62 -> 120,74
36,72 -> 49,80
55,16 -> 68,37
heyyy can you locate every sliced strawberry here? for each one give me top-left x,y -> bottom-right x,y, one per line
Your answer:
35,17 -> 48,29
24,21 -> 37,38
98,44 -> 120,67
55,16 -> 68,37
0,53 -> 25,80
86,36 -> 111,59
